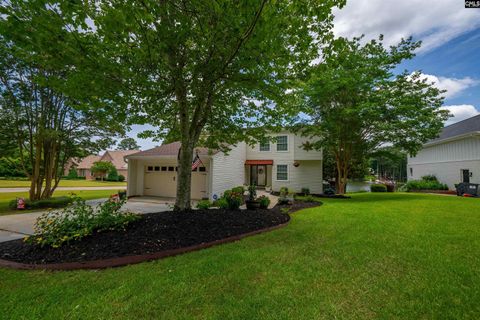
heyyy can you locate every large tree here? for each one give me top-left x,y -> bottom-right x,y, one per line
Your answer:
58,0 -> 344,209
0,2 -> 119,200
116,138 -> 140,151
302,36 -> 449,194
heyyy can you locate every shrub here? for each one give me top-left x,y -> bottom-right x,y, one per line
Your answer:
118,174 -> 126,182
223,190 -> 243,210
25,197 -> 139,248
302,195 -> 317,202
66,168 -> 78,179
279,187 -> 289,197
370,184 -> 387,192
231,186 -> 245,195
421,175 -> 438,182
118,190 -> 127,200
196,199 -> 211,209
404,179 -> 448,192
258,195 -> 270,209
301,187 -> 310,195
9,196 -> 73,210
107,167 -> 119,181
214,197 -> 229,209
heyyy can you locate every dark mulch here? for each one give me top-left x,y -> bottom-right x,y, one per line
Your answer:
0,202 -> 320,265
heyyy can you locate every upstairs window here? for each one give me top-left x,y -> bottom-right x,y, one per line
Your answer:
259,140 -> 270,151
276,135 -> 288,151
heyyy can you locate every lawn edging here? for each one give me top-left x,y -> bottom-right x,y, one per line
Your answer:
0,217 -> 290,271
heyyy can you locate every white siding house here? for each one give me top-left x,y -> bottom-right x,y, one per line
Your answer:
408,115 -> 480,189
125,131 -> 323,200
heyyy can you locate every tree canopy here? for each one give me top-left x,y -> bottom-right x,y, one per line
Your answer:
54,0 -> 344,209
116,138 -> 140,151
302,36 -> 449,194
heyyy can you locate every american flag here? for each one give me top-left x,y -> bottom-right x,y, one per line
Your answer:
191,153 -> 203,171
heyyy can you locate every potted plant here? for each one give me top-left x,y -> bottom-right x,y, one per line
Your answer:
245,184 -> 260,210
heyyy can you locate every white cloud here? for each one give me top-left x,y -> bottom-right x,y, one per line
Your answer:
440,104 -> 479,125
418,73 -> 479,99
333,0 -> 480,53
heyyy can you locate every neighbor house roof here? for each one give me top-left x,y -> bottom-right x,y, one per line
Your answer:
426,114 -> 480,146
125,141 -> 214,159
76,155 -> 101,169
101,150 -> 139,170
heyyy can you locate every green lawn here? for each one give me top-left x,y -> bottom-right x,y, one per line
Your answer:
0,190 -> 121,216
0,179 -> 126,188
1,193 -> 479,319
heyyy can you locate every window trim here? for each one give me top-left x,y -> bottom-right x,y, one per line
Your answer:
276,135 -> 288,152
259,140 -> 270,152
276,164 -> 289,181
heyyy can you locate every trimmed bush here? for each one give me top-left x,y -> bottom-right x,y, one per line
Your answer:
421,175 -> 438,182
223,190 -> 243,210
196,199 -> 211,209
371,184 -> 387,192
9,196 -> 73,210
404,179 -> 448,192
214,197 -> 229,209
301,187 -> 310,195
118,174 -> 126,182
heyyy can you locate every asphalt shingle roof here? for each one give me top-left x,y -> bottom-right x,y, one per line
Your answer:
126,141 -> 213,158
429,114 -> 480,143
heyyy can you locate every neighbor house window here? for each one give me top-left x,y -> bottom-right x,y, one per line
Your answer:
277,165 -> 288,181
168,166 -> 174,171
161,166 -> 167,171
259,141 -> 270,151
276,135 -> 288,151
154,166 -> 160,171
147,166 -> 153,172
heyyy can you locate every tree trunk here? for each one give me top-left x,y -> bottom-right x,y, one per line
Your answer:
175,141 -> 194,211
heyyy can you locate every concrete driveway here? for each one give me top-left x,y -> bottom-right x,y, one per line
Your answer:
0,198 -> 172,243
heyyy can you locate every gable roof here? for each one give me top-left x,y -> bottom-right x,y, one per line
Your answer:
76,155 -> 101,169
428,114 -> 480,145
101,150 -> 139,169
125,141 -> 213,159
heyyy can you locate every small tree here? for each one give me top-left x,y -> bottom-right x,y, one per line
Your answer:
66,168 -> 79,180
302,36 -> 449,194
107,167 -> 119,182
116,138 -> 140,151
90,161 -> 116,181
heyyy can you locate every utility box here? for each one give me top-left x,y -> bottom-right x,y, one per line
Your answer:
456,183 -> 479,197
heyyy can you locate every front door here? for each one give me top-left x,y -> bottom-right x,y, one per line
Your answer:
462,169 -> 470,183
250,165 -> 266,186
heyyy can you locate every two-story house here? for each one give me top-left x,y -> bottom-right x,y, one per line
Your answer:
125,131 -> 323,200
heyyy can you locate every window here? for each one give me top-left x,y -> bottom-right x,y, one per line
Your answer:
147,166 -> 153,172
154,166 -> 160,171
168,166 -> 174,171
199,166 -> 206,172
161,166 -> 167,171
276,165 -> 288,181
259,141 -> 270,151
276,135 -> 288,151
409,168 -> 413,176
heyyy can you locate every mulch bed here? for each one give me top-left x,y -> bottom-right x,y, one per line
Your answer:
0,201 -> 320,268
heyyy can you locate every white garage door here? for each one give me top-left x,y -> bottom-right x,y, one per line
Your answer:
144,165 -> 207,199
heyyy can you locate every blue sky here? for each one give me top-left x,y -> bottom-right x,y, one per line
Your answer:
126,0 -> 480,150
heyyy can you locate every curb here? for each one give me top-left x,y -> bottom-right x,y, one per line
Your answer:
0,217 -> 290,271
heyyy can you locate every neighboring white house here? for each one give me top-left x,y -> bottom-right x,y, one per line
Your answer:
125,131 -> 323,200
407,114 -> 480,189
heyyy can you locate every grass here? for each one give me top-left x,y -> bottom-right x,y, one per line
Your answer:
1,193 -> 480,319
0,190 -> 121,216
0,179 -> 126,188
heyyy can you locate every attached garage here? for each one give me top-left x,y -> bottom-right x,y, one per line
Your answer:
125,142 -> 211,200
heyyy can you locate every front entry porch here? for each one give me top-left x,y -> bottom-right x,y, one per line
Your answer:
245,160 -> 273,188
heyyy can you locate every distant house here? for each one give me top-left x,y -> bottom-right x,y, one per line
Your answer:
76,150 -> 139,181
125,131 -> 323,200
408,114 -> 480,189
63,157 -> 81,176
